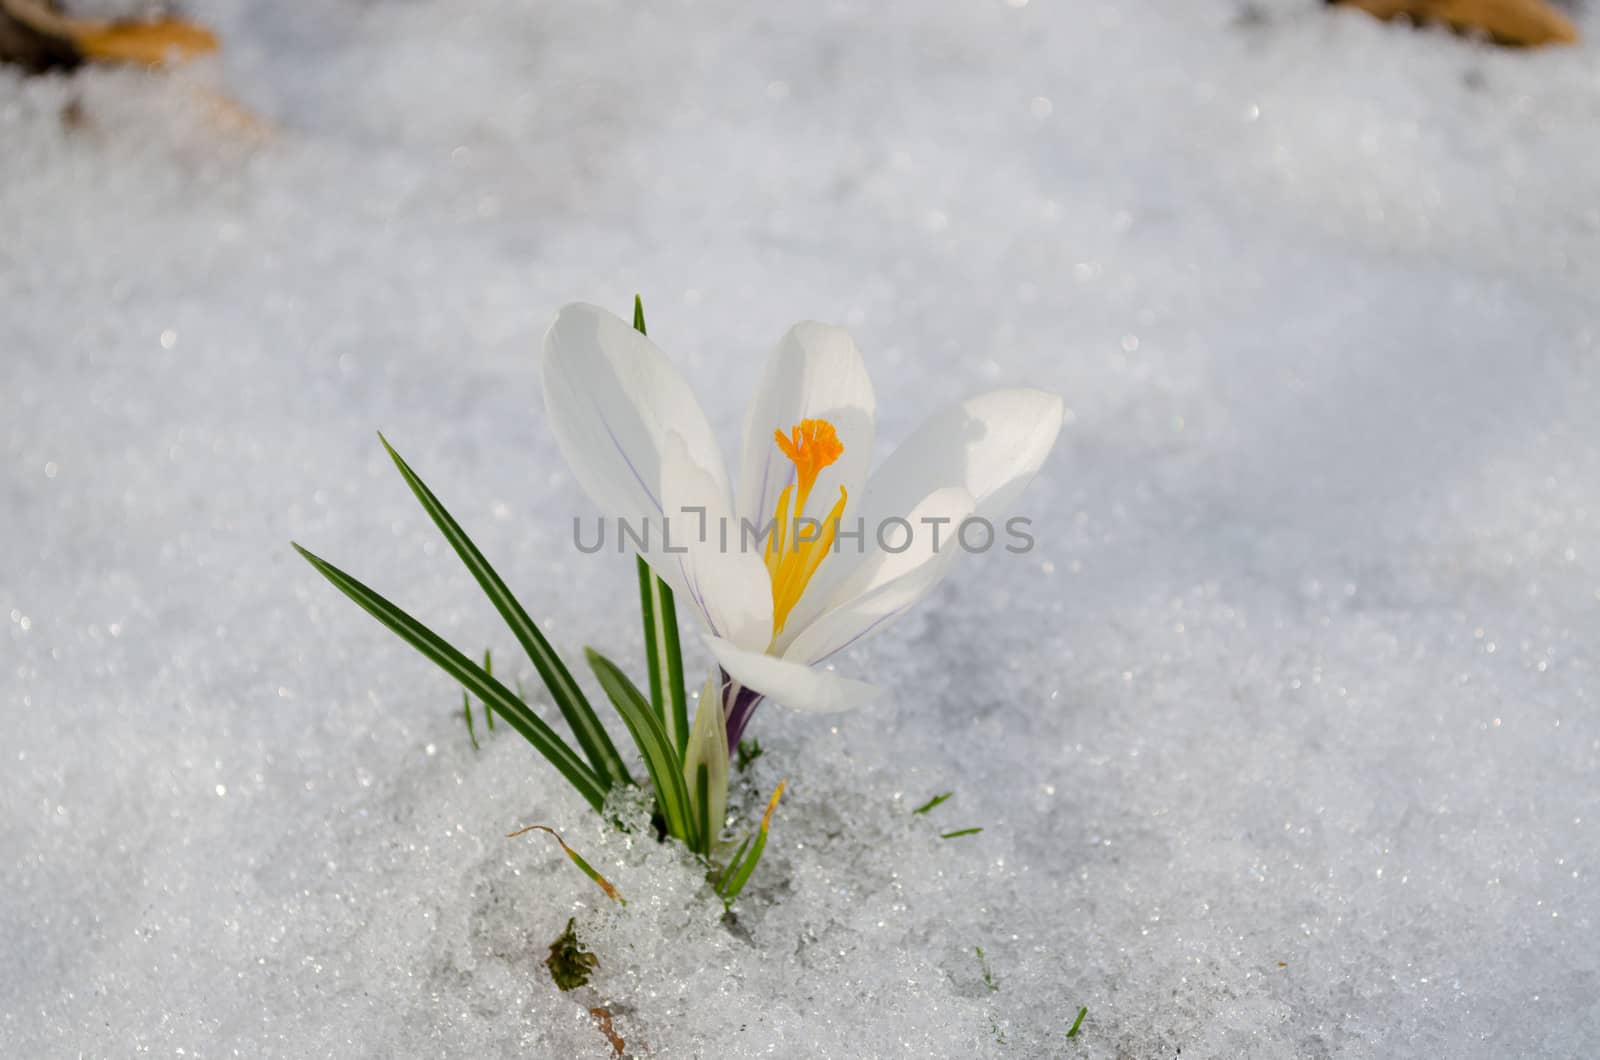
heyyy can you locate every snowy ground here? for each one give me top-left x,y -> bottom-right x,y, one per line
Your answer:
5,1 -> 1600,1056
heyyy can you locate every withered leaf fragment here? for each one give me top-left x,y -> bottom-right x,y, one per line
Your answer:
0,0 -> 217,73
1331,0 -> 1578,47
545,917 -> 600,992
589,1007 -> 626,1056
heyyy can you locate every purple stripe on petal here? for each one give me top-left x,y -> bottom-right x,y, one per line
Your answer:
676,555 -> 719,637
814,602 -> 911,664
598,412 -> 661,513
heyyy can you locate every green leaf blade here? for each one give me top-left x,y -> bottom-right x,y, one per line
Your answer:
719,834 -> 753,890
637,557 -> 691,761
585,648 -> 696,848
719,829 -> 767,903
293,542 -> 608,810
376,434 -> 632,789
718,781 -> 785,904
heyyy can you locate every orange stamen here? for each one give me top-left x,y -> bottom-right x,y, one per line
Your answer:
766,418 -> 847,637
772,419 -> 843,509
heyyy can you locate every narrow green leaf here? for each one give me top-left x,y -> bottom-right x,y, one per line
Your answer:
637,557 -> 691,760
377,434 -> 631,788
912,791 -> 952,815
1067,1006 -> 1088,1039
719,780 -> 785,903
659,587 -> 688,759
293,542 -> 608,810
720,833 -> 753,891
585,648 -> 696,846
463,691 -> 479,750
720,835 -> 763,902
481,651 -> 495,729
629,299 -> 691,761
939,827 -> 984,839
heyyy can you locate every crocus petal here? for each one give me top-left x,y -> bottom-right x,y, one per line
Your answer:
856,389 -> 1064,533
735,322 -> 876,530
657,432 -> 773,650
704,635 -> 879,714
540,303 -> 730,527
782,487 -> 974,664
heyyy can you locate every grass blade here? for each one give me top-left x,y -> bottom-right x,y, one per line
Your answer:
507,823 -> 624,904
293,542 -> 608,810
585,648 -> 696,847
377,433 -> 632,789
912,792 -> 952,815
463,691 -> 479,749
720,834 -> 753,886
482,651 -> 496,730
718,780 -> 786,903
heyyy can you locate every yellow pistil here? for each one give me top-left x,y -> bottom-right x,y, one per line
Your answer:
765,418 -> 847,636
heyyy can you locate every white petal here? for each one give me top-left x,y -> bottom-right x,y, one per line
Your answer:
735,322 -> 877,640
857,389 -> 1064,532
540,303 -> 729,526
704,635 -> 879,714
735,321 -> 876,530
656,433 -> 773,650
783,487 -> 974,664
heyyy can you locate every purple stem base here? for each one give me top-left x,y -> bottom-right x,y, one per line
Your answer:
722,672 -> 765,751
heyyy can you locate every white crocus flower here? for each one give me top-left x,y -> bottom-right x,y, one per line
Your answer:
541,303 -> 1063,747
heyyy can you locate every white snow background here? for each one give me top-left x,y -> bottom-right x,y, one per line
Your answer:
4,1 -> 1599,1056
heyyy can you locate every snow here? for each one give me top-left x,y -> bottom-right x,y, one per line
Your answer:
4,1 -> 1599,1055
